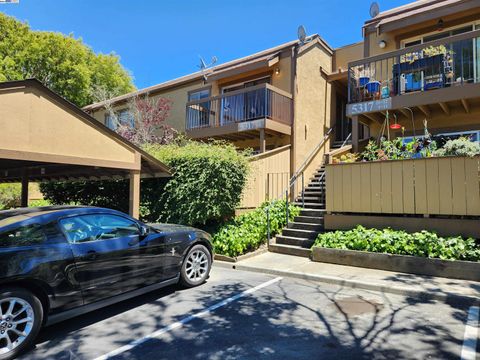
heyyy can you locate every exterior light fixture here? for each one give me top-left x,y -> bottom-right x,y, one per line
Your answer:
275,67 -> 280,75
378,40 -> 387,49
437,19 -> 444,31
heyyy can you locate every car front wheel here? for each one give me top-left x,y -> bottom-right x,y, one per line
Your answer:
0,288 -> 43,360
180,244 -> 212,287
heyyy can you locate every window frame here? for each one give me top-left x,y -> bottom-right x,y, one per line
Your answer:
187,86 -> 211,102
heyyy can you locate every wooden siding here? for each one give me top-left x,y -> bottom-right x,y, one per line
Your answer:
326,156 -> 480,216
239,145 -> 291,209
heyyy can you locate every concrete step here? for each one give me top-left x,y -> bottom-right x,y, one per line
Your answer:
300,208 -> 326,217
269,243 -> 312,258
305,185 -> 325,192
275,235 -> 315,247
288,222 -> 324,231
281,228 -> 319,239
294,215 -> 324,224
293,202 -> 326,209
296,196 -> 324,202
302,190 -> 325,196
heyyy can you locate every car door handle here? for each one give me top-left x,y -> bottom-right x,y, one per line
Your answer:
86,250 -> 97,260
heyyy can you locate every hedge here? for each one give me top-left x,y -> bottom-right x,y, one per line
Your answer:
314,225 -> 480,262
212,201 -> 300,257
40,139 -> 250,226
0,184 -> 20,210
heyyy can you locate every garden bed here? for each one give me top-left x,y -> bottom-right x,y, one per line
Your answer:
311,247 -> 480,281
312,225 -> 480,281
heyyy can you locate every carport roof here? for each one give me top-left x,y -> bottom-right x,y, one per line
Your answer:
0,79 -> 171,183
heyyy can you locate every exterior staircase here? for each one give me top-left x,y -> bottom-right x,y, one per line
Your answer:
270,164 -> 327,257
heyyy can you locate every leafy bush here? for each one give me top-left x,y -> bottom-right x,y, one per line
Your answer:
212,201 -> 300,257
360,138 -> 436,162
314,225 -> 480,262
41,139 -> 250,226
144,140 -> 250,226
433,137 -> 480,158
0,184 -> 20,210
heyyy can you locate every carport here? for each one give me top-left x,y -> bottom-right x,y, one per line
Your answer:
0,79 -> 171,218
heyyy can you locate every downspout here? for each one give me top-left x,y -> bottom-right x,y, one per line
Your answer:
290,45 -> 297,182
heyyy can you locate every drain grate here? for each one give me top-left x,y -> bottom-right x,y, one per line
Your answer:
331,296 -> 383,317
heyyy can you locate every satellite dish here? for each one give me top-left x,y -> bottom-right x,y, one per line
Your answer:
297,25 -> 307,44
370,2 -> 380,18
198,56 -> 218,80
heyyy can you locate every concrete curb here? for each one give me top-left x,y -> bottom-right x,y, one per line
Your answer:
214,261 -> 480,305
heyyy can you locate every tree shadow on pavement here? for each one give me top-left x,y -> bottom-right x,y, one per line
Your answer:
108,278 -> 466,360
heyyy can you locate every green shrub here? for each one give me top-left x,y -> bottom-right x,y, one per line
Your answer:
40,139 -> 250,226
212,201 -> 300,257
144,140 -> 250,226
0,184 -> 20,210
28,199 -> 51,207
314,225 -> 480,262
433,137 -> 480,158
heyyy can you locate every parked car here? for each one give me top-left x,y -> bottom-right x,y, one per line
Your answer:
0,206 -> 213,360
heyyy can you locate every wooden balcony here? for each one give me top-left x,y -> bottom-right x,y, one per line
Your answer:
346,29 -> 480,121
185,83 -> 292,141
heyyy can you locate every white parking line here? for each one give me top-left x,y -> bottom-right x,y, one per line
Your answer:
461,306 -> 479,360
93,276 -> 283,360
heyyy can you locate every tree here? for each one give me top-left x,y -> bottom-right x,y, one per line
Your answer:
117,96 -> 175,146
0,13 -> 134,107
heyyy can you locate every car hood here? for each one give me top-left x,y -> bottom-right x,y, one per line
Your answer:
147,223 -> 198,233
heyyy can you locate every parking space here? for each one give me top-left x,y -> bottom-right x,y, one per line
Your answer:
22,266 -> 478,360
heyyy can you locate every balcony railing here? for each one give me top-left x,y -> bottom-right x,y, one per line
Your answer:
348,29 -> 480,105
186,83 -> 292,131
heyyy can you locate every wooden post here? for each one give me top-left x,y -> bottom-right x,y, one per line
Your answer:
129,170 -> 141,219
21,169 -> 28,208
259,129 -> 266,153
351,116 -> 360,153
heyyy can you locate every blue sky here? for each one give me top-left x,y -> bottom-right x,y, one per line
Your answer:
2,0 -> 411,89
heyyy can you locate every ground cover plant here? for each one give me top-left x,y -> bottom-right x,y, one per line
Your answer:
314,225 -> 480,262
212,201 -> 300,257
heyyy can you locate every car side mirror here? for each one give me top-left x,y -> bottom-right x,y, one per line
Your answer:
140,225 -> 150,237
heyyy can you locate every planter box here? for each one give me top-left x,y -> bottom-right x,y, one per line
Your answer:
213,245 -> 268,263
312,246 -> 480,281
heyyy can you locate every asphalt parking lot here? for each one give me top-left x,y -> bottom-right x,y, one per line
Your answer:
21,266 -> 478,360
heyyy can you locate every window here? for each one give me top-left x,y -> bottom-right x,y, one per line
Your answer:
104,109 -> 135,130
188,88 -> 210,102
187,88 -> 211,129
0,224 -> 46,248
59,214 -> 140,244
402,130 -> 480,146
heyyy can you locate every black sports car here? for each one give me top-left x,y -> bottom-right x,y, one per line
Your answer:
0,206 -> 213,360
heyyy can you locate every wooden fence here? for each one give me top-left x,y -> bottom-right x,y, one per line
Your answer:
239,145 -> 291,209
326,156 -> 480,216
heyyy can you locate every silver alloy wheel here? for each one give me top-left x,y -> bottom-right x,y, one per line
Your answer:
185,250 -> 209,282
0,297 -> 34,355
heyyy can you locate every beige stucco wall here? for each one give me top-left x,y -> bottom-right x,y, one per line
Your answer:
293,42 -> 333,189
0,87 -> 136,165
333,42 -> 364,71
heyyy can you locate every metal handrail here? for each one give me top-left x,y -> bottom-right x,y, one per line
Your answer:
265,126 -> 334,248
318,132 -> 352,184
